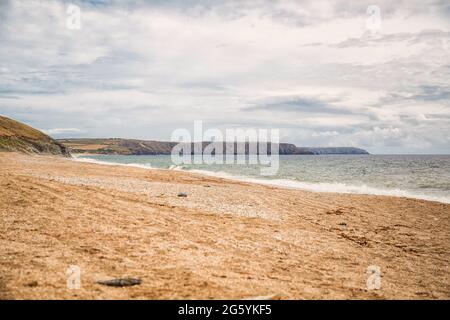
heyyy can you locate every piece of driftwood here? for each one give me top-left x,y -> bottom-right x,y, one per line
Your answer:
97,278 -> 142,287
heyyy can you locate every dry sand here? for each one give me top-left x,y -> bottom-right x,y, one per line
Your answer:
0,152 -> 449,299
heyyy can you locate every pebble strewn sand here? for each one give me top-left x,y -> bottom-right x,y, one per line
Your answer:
0,153 -> 449,299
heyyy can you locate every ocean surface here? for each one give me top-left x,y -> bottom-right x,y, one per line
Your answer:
75,154 -> 450,204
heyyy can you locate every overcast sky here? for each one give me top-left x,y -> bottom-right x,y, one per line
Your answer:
0,0 -> 449,153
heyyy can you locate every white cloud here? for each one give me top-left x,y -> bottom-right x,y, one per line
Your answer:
43,127 -> 82,135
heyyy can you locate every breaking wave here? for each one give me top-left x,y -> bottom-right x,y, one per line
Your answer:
188,169 -> 450,204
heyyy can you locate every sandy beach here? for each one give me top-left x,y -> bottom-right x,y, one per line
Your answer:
0,152 -> 449,299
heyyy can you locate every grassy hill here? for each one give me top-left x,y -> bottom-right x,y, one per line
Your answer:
59,138 -> 369,155
58,138 -> 177,155
0,116 -> 70,156
58,139 -> 308,155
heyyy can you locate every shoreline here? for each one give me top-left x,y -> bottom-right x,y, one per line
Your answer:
1,152 -> 449,299
72,154 -> 450,205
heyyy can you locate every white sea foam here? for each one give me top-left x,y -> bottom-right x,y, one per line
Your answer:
188,169 -> 450,204
72,157 -> 153,170
72,156 -> 450,204
168,165 -> 185,170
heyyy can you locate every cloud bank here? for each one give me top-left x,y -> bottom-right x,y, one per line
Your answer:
0,0 -> 449,153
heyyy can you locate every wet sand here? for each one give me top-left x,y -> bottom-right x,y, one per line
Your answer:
0,152 -> 449,299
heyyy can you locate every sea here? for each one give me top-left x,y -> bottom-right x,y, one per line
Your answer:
74,154 -> 450,204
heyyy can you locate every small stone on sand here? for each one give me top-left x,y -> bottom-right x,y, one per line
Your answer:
26,281 -> 38,287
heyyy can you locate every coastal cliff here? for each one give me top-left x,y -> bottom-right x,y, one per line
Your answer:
59,138 -> 369,155
0,116 -> 70,157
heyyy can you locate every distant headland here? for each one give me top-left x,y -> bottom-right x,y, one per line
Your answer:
58,138 -> 369,155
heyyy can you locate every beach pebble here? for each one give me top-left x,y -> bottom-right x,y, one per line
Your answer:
97,278 -> 142,287
177,192 -> 188,197
25,281 -> 39,287
327,208 -> 344,215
